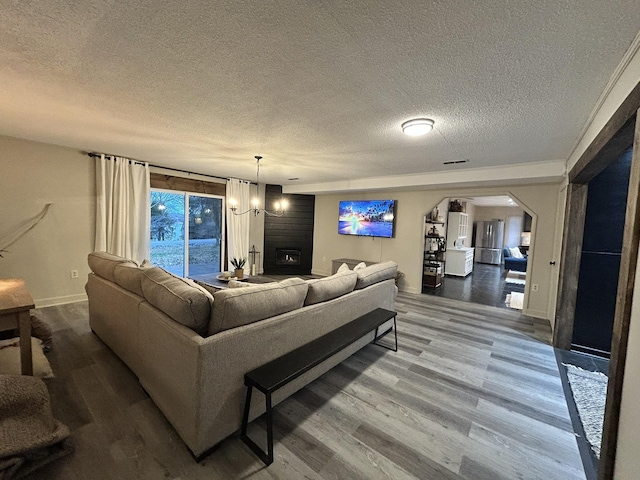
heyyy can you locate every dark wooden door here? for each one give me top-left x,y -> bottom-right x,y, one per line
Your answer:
572,147 -> 633,355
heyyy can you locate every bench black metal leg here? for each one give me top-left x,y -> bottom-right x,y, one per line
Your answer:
265,392 -> 274,464
373,315 -> 398,352
240,384 -> 274,466
241,384 -> 253,438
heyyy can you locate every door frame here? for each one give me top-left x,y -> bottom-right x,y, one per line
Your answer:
553,81 -> 640,480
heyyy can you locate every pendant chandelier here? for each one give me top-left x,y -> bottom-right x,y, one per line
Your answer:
229,156 -> 288,217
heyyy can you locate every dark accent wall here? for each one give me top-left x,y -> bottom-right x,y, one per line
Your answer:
572,146 -> 633,355
263,184 -> 315,275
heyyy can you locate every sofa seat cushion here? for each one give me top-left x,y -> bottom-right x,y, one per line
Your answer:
354,261 -> 398,290
304,270 -> 357,306
88,251 -> 137,283
141,267 -> 213,335
208,278 -> 308,335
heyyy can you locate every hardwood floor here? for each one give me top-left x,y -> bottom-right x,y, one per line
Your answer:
423,263 -> 526,310
26,292 -> 585,479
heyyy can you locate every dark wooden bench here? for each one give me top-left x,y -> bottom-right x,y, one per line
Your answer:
240,307 -> 398,465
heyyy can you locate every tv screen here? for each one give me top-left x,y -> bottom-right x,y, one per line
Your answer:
338,200 -> 396,238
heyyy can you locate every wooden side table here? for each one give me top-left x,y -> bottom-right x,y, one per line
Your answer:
0,279 -> 35,375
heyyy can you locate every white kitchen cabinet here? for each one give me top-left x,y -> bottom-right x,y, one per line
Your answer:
445,248 -> 474,277
446,212 -> 469,249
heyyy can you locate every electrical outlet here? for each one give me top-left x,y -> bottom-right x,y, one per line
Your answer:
532,283 -> 539,292
70,270 -> 79,279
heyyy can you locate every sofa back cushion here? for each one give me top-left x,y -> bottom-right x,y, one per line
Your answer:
304,270 -> 357,306
208,278 -> 308,335
141,267 -> 213,335
88,251 -> 137,283
354,261 -> 398,290
113,263 -> 152,297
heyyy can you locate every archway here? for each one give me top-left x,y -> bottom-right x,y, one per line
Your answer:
421,195 -> 538,313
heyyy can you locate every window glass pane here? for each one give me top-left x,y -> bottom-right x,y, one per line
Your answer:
188,195 -> 223,275
150,191 -> 185,276
505,215 -> 523,248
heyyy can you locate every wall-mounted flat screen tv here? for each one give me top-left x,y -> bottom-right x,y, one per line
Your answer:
338,200 -> 396,238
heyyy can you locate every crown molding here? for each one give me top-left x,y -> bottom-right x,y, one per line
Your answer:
283,160 -> 566,195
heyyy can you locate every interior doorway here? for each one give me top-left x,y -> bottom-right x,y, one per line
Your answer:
571,147 -> 633,357
421,195 -> 533,311
552,81 -> 640,479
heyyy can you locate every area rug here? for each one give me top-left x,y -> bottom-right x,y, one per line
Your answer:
564,364 -> 608,458
505,292 -> 524,310
0,374 -> 72,479
0,337 -> 54,378
505,270 -> 527,285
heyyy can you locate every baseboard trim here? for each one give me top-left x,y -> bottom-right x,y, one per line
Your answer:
312,268 -> 332,277
398,285 -> 419,294
35,293 -> 88,308
523,308 -> 548,319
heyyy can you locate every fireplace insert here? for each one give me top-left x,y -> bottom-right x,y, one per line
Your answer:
275,248 -> 301,266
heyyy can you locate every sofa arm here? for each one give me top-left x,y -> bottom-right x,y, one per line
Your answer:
137,303 -> 204,453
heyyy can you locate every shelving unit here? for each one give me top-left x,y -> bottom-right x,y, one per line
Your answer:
423,220 -> 446,289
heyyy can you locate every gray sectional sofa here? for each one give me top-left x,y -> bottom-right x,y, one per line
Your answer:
85,252 -> 398,457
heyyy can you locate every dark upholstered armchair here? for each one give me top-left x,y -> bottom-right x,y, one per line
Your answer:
503,247 -> 527,272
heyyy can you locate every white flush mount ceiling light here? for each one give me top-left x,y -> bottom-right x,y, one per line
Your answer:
401,118 -> 434,136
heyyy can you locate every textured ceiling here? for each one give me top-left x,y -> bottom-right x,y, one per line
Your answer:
0,1 -> 639,186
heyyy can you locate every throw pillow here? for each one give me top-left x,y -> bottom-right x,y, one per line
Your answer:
336,263 -> 350,273
353,262 -> 367,271
509,247 -> 524,259
228,280 -> 252,288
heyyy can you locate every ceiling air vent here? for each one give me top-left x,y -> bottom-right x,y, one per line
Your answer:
443,159 -> 469,165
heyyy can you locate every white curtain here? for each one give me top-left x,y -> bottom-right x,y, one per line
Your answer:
95,154 -> 150,262
226,178 -> 251,270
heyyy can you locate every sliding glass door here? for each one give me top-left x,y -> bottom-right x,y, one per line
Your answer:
150,189 -> 224,276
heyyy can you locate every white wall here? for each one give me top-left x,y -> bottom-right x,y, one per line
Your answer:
473,205 -> 524,224
248,183 -> 265,274
0,135 -> 94,306
312,182 -> 562,321
473,205 -> 525,248
615,256 -> 640,478
0,135 -> 268,304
